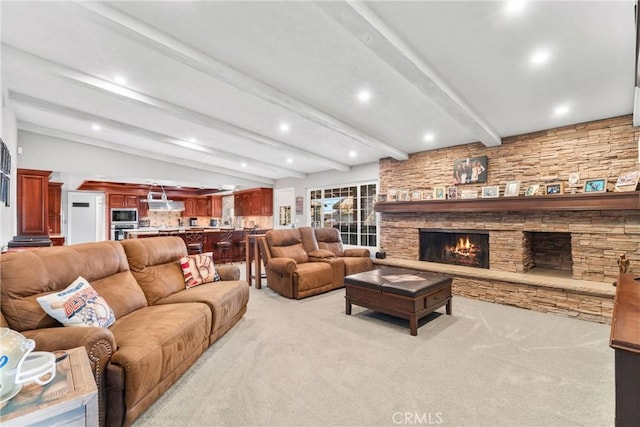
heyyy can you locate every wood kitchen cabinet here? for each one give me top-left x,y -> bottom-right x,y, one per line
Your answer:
110,194 -> 138,209
196,198 -> 210,216
211,196 -> 222,217
47,182 -> 63,235
17,169 -> 51,235
234,188 -> 273,216
138,197 -> 149,217
181,198 -> 197,217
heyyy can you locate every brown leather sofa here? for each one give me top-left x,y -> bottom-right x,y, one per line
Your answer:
314,227 -> 373,276
262,226 -> 374,299
0,237 -> 248,427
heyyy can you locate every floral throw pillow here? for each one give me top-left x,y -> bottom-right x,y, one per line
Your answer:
36,276 -> 116,328
180,252 -> 221,289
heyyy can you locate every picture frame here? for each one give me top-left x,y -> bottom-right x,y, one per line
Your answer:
388,189 -> 398,202
525,185 -> 540,197
398,189 -> 410,202
447,186 -> 458,200
433,186 -> 446,200
568,172 -> 580,187
481,186 -> 499,198
583,178 -> 607,193
614,171 -> 640,192
460,189 -> 478,199
544,182 -> 564,195
377,194 -> 387,202
503,181 -> 521,197
411,190 -> 422,201
421,190 -> 433,200
453,155 -> 488,185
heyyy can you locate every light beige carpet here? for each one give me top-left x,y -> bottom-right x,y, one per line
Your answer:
134,280 -> 614,427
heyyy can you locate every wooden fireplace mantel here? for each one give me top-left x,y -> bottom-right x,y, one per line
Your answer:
374,191 -> 640,214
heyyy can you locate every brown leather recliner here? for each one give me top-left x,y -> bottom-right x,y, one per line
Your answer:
263,227 -> 344,299
314,227 -> 373,276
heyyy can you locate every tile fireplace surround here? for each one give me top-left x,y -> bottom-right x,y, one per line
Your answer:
375,115 -> 639,324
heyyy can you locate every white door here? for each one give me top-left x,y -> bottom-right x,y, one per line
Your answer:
68,191 -> 106,245
273,188 -> 295,229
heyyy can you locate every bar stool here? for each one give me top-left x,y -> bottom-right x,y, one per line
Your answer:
185,228 -> 205,255
215,229 -> 234,263
234,228 -> 252,262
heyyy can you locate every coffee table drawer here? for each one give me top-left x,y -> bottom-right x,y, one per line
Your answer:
426,287 -> 451,308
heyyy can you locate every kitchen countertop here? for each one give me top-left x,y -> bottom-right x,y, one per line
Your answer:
126,227 -> 270,236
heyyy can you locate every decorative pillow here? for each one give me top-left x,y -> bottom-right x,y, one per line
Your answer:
180,252 -> 221,289
36,276 -> 116,328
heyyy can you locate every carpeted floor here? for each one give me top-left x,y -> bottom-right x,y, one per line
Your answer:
134,273 -> 614,427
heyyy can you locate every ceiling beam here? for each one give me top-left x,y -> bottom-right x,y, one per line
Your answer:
315,1 -> 502,148
19,122 -> 275,186
10,92 -> 307,179
3,44 -> 351,172
74,1 -> 409,161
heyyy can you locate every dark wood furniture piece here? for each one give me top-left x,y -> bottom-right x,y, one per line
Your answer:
234,188 -> 273,216
184,228 -> 205,255
17,168 -> 51,236
610,272 -> 640,426
215,229 -> 234,264
245,233 -> 266,288
47,182 -> 62,235
344,267 -> 453,336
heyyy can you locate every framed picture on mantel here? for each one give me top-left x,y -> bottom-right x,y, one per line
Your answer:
453,155 -> 488,184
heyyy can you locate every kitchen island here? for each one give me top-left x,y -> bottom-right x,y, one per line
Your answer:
125,227 -> 270,263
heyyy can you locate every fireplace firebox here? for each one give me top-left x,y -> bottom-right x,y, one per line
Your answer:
419,229 -> 489,269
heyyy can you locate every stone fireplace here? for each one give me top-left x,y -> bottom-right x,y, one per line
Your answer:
419,229 -> 489,269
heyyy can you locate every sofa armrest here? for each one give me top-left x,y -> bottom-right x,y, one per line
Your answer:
217,264 -> 240,281
308,249 -> 336,261
344,248 -> 370,257
267,257 -> 297,274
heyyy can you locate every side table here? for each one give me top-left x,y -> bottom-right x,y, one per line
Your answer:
0,347 -> 98,426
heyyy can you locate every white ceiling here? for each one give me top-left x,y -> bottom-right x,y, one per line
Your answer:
1,1 -> 636,189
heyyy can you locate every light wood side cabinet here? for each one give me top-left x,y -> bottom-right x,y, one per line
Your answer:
17,168 -> 51,235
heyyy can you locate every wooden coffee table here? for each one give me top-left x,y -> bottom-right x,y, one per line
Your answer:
345,267 -> 453,336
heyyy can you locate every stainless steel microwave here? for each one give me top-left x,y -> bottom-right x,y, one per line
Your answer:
111,208 -> 138,224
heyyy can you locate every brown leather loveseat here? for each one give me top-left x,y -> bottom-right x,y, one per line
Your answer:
314,227 -> 373,275
0,237 -> 249,426
262,226 -> 372,299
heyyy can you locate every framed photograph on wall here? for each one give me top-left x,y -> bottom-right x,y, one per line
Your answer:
583,178 -> 607,193
447,186 -> 458,200
503,181 -> 521,197
453,155 -> 488,184
481,186 -> 499,198
433,186 -> 446,200
544,182 -> 564,195
525,185 -> 540,196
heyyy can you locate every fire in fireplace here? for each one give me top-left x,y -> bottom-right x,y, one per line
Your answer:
419,229 -> 489,269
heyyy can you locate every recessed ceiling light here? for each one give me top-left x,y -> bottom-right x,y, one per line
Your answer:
241,162 -> 247,168
423,133 -> 435,142
348,150 -> 357,158
357,90 -> 372,103
279,123 -> 290,133
286,157 -> 293,164
114,75 -> 127,85
91,123 -> 101,131
530,49 -> 550,65
505,0 -> 526,14
189,137 -> 197,143
554,105 -> 570,116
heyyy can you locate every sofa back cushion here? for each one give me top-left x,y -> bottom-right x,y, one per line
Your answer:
314,227 -> 345,256
265,229 -> 309,264
0,241 -> 146,332
120,237 -> 189,305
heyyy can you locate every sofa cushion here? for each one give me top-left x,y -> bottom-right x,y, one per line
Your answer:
108,303 -> 210,416
293,262 -> 334,292
266,229 -> 309,264
180,252 -> 220,288
36,276 -> 116,328
343,257 -> 374,276
0,241 -> 146,331
121,237 -> 190,305
314,227 -> 345,256
156,281 -> 249,340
